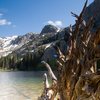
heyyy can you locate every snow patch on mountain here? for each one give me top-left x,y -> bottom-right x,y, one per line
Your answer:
0,36 -> 18,57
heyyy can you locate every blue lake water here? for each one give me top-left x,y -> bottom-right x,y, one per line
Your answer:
0,71 -> 45,100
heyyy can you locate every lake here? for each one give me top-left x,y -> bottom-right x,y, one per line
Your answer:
0,71 -> 45,100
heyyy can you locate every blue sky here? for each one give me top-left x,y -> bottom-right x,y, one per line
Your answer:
0,0 -> 94,37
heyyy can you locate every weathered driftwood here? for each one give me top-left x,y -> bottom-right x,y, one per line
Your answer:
39,0 -> 100,99
38,62 -> 58,100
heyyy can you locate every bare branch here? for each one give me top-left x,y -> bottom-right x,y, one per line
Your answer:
44,73 -> 50,89
41,61 -> 57,81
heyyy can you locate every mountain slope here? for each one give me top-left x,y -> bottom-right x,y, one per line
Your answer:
83,0 -> 100,30
0,33 -> 38,58
0,36 -> 18,57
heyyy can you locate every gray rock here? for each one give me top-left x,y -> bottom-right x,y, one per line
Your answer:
40,25 -> 58,35
83,0 -> 100,30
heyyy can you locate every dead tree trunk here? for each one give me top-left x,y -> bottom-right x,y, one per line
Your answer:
39,0 -> 100,99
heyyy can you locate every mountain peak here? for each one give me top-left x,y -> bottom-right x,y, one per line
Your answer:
40,25 -> 59,35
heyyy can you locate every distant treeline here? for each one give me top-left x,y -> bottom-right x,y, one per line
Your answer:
0,48 -> 44,71
0,47 -> 57,71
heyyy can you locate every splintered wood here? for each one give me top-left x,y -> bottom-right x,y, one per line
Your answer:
39,0 -> 100,100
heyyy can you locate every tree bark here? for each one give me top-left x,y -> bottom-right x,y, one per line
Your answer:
39,0 -> 100,99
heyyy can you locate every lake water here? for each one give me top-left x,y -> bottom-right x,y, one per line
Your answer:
0,71 -> 45,100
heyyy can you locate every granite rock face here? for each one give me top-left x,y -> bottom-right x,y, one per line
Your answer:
83,0 -> 100,30
40,25 -> 58,35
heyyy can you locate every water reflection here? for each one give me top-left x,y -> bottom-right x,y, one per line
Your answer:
0,72 -> 44,100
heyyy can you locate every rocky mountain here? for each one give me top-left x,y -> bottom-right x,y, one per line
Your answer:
11,32 -> 36,45
40,25 -> 59,35
83,0 -> 100,31
0,36 -> 18,57
0,25 -> 62,58
0,33 -> 38,57
0,25 -> 64,70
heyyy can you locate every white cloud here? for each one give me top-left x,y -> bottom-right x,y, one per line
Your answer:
0,13 -> 3,17
0,13 -> 14,26
47,20 -> 63,27
0,19 -> 12,26
55,21 -> 62,27
47,21 -> 56,26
